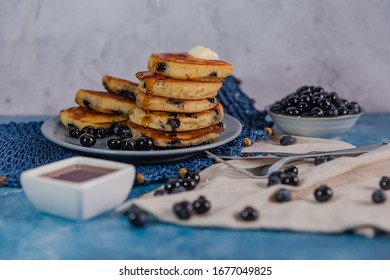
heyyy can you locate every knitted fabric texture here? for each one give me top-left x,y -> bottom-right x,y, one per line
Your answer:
0,76 -> 268,187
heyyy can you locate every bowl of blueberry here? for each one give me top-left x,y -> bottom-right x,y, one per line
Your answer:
266,85 -> 364,138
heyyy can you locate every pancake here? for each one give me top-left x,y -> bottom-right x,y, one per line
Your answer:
102,75 -> 139,100
136,91 -> 217,113
129,103 -> 224,132
59,106 -> 127,130
128,121 -> 225,147
75,89 -> 137,117
136,71 -> 220,100
147,53 -> 233,81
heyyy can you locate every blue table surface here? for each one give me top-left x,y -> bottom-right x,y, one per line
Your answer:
1,113 -> 390,260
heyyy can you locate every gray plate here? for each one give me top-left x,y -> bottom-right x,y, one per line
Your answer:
41,115 -> 242,163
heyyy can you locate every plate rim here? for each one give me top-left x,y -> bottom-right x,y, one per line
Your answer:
41,114 -> 242,159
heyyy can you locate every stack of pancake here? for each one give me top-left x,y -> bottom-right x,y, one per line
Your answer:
128,52 -> 233,147
59,75 -> 139,131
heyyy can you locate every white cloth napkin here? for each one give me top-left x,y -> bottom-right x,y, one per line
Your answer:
124,136 -> 390,237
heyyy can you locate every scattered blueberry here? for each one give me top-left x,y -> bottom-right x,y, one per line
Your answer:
120,128 -> 132,139
379,176 -> 390,190
314,155 -> 335,166
193,196 -> 211,215
281,173 -> 299,186
183,171 -> 201,184
154,189 -> 167,196
372,189 -> 386,204
267,171 -> 284,187
95,127 -> 106,139
81,125 -> 95,135
135,137 -> 154,150
314,185 -> 333,202
284,165 -> 298,176
164,178 -> 183,193
107,138 -> 122,150
240,206 -> 258,221
173,201 -> 193,220
274,188 -> 292,202
181,178 -> 197,191
280,135 -> 295,146
69,127 -> 81,138
121,138 -> 136,150
127,205 -> 147,227
79,133 -> 96,147
112,124 -> 125,136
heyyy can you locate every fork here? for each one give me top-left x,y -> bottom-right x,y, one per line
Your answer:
206,142 -> 388,179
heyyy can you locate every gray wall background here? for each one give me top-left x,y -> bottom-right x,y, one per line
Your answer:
1,0 -> 390,115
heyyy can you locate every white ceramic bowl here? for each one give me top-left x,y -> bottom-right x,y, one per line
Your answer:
266,106 -> 364,138
20,156 -> 135,220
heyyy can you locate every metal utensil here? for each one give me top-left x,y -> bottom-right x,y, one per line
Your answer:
206,142 -> 388,179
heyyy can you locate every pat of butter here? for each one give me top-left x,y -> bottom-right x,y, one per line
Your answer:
187,46 -> 219,60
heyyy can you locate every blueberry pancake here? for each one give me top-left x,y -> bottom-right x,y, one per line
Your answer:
75,89 -> 137,117
136,71 -> 220,100
136,91 -> 217,113
129,103 -> 224,132
102,75 -> 139,100
60,106 -> 127,130
128,121 -> 225,148
147,53 -> 233,81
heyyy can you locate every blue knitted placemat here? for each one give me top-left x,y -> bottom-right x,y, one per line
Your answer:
0,76 -> 268,187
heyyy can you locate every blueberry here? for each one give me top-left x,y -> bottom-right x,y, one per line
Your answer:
95,127 -> 106,139
372,189 -> 386,204
270,103 -> 283,113
240,206 -> 258,221
298,102 -> 310,113
379,176 -> 390,190
284,165 -> 299,176
281,174 -> 299,186
312,86 -> 325,93
193,196 -> 211,214
285,96 -> 298,107
348,101 -> 362,114
280,135 -> 295,146
119,128 -> 132,139
314,155 -> 335,165
183,171 -> 201,184
267,171 -> 284,187
135,137 -> 154,150
338,107 -> 349,116
314,185 -> 333,202
154,189 -> 167,196
156,62 -> 167,72
121,138 -> 135,150
285,107 -> 299,116
274,188 -> 292,202
173,201 -> 193,219
127,205 -> 147,227
112,124 -> 125,136
325,105 -> 339,117
298,95 -> 311,104
79,133 -> 96,147
181,178 -> 197,191
107,138 -> 122,150
164,178 -> 183,193
296,85 -> 310,94
310,107 -> 324,117
69,127 -> 81,138
326,92 -> 340,105
318,98 -> 332,110
81,125 -> 95,135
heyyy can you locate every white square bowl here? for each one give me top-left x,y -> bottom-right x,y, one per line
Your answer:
20,156 -> 135,220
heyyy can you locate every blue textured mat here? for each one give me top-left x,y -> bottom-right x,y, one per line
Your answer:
0,76 -> 268,187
